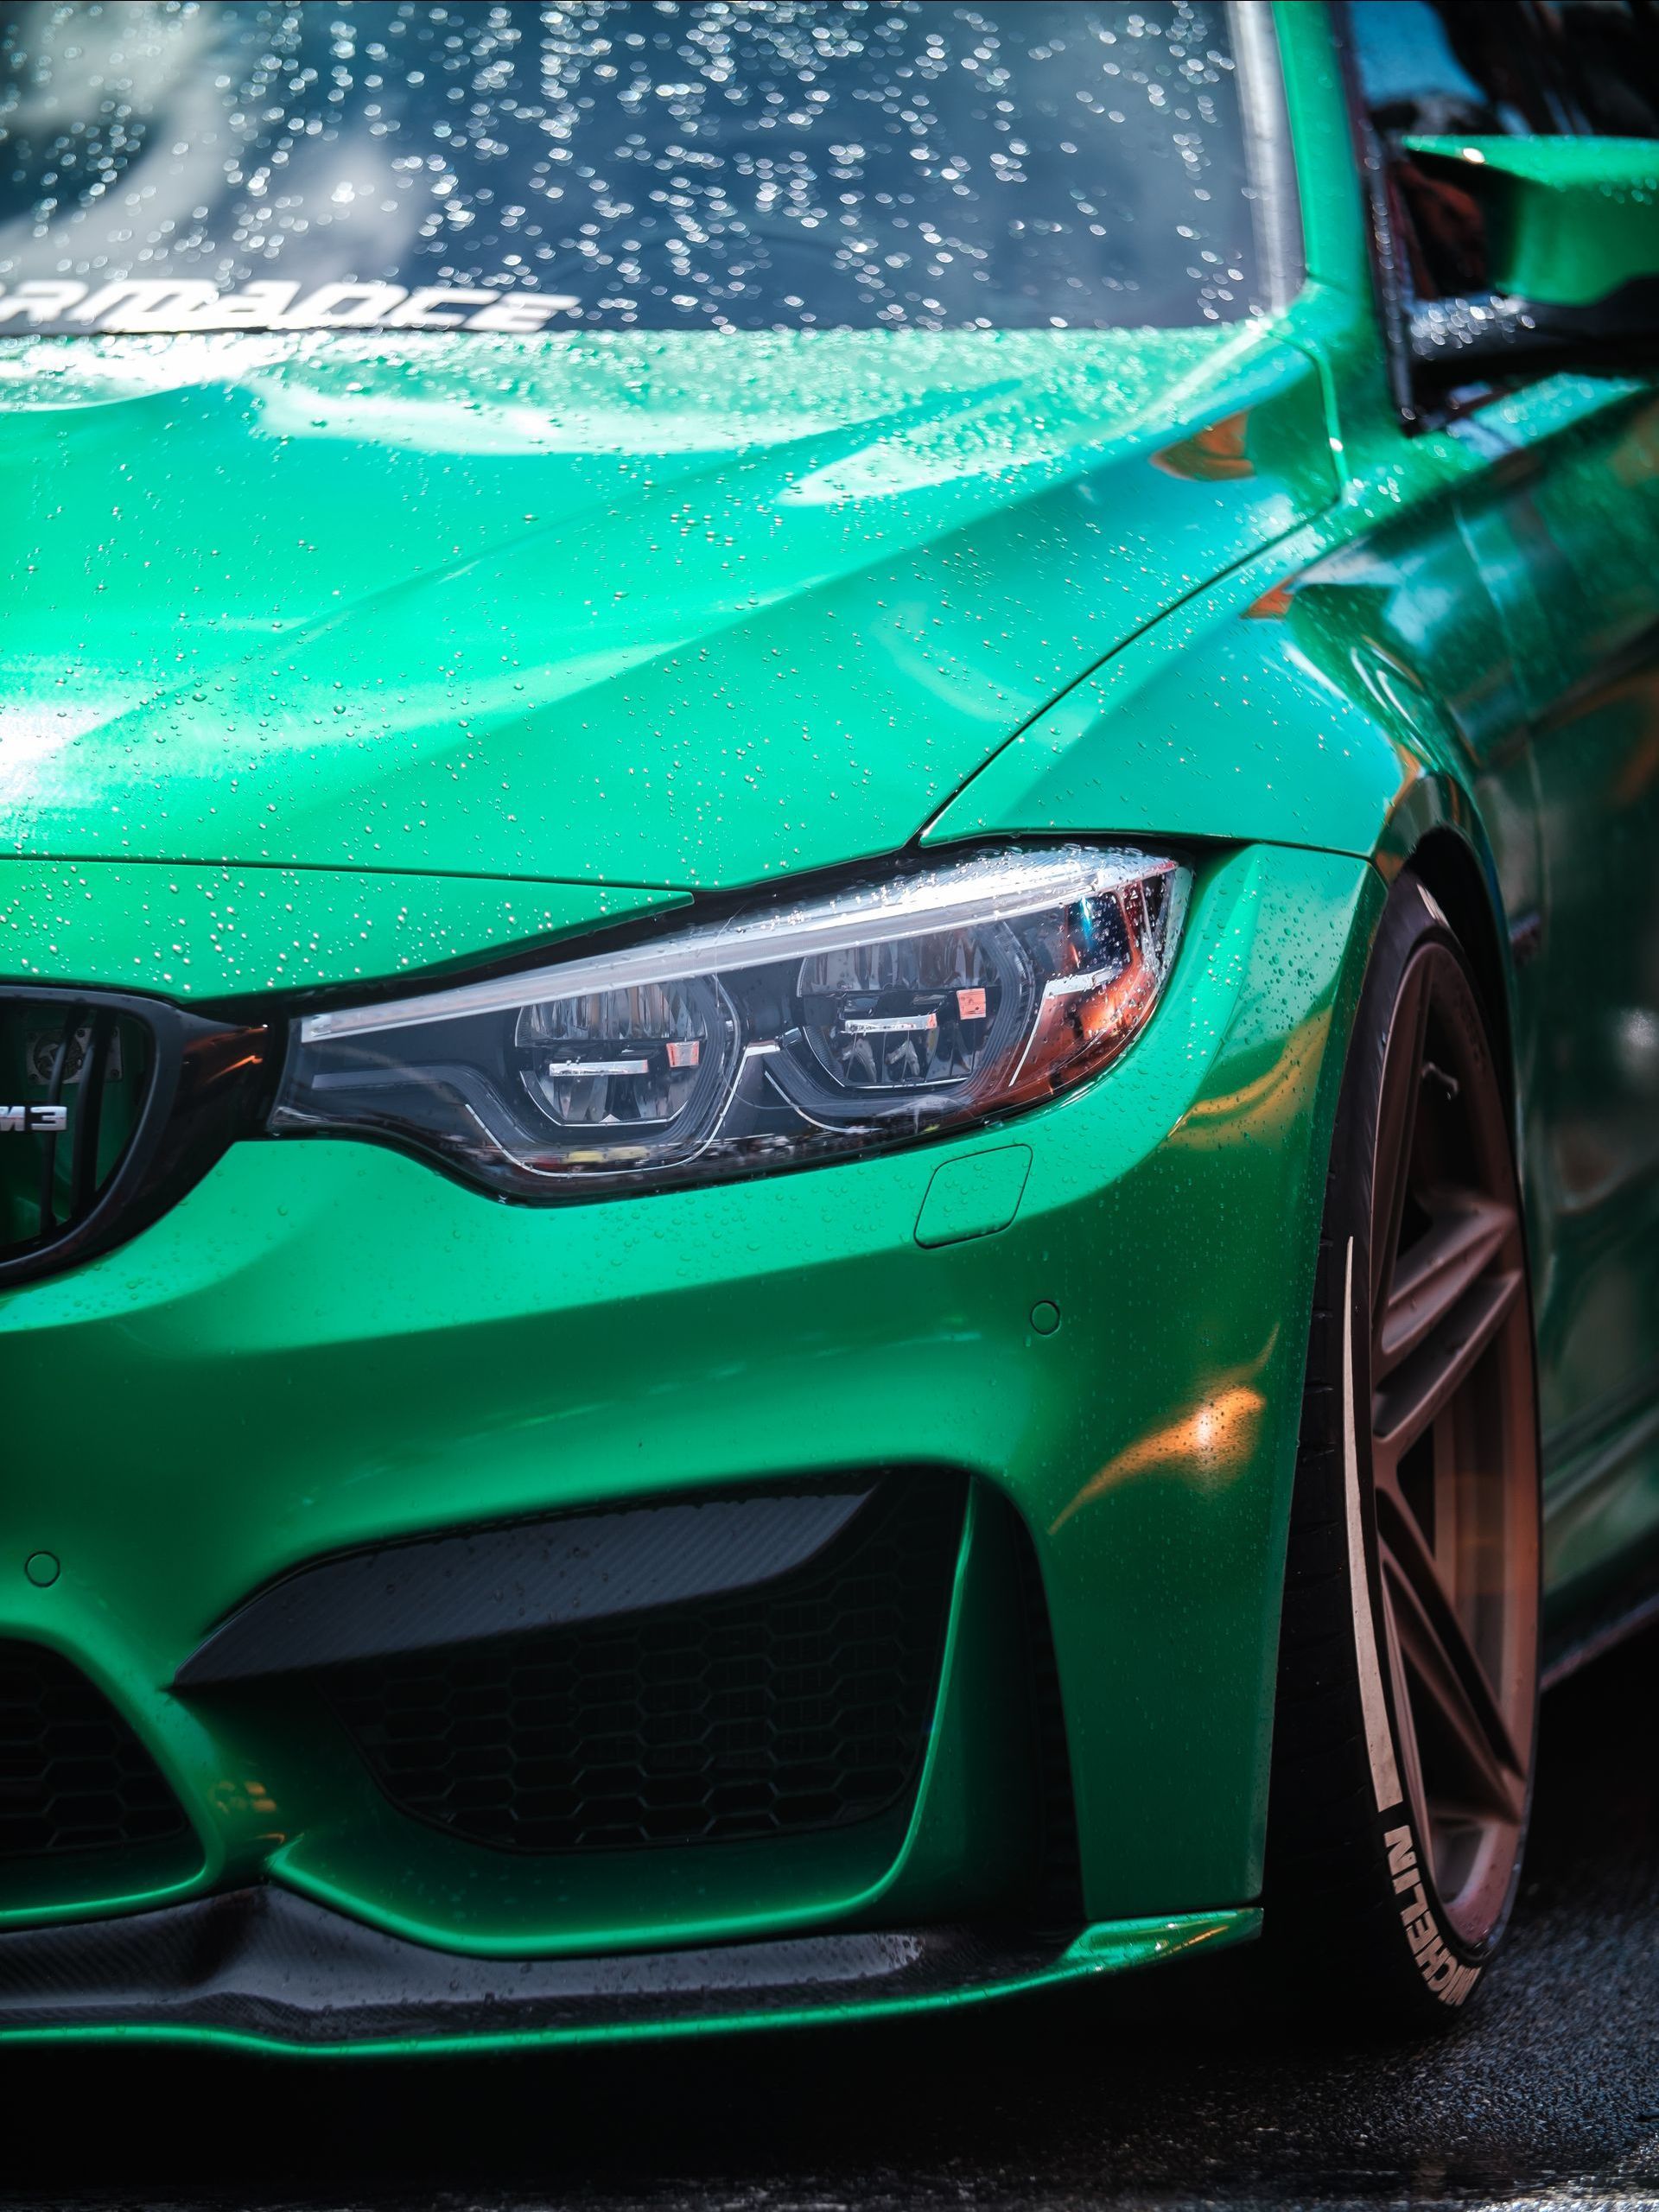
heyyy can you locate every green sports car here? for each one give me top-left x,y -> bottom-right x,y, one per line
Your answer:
1,0 -> 1657,2051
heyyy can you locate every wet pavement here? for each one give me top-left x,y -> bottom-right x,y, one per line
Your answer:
7,1622 -> 1659,2212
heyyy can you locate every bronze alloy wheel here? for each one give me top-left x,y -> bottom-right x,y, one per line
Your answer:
1366,932 -> 1539,1950
1268,870 -> 1541,2026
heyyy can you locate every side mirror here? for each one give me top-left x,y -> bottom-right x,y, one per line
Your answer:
1397,135 -> 1659,385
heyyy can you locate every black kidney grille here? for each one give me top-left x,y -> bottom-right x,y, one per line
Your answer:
325,1473 -> 966,1856
0,995 -> 156,1262
0,1641 -> 190,1861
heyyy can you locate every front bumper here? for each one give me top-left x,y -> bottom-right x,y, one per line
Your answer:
0,841 -> 1376,2048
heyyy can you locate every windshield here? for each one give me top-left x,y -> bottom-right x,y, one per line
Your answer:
0,1 -> 1284,335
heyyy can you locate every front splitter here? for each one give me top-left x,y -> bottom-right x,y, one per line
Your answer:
0,1885 -> 1261,2056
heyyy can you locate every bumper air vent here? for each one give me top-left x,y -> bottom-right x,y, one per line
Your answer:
0,1641 -> 190,1862
323,1471 -> 966,1856
1010,1516 -> 1085,1927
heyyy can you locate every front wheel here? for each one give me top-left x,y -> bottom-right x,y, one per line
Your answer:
1266,869 -> 1541,2028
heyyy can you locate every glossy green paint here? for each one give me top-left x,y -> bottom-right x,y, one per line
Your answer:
3,0 -> 1659,2050
1451,380 -> 1659,1607
1404,136 -> 1659,307
0,858 -> 680,997
0,321 -> 1332,900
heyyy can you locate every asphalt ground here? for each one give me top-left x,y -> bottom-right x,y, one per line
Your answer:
5,1620 -> 1659,2212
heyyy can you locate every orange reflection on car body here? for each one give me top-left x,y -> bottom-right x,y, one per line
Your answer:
1243,576 -> 1297,620
1050,1337 -> 1277,1532
1172,1006 -> 1331,1150
1152,409 -> 1255,482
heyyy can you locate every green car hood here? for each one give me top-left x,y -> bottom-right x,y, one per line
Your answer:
0,327 -> 1332,912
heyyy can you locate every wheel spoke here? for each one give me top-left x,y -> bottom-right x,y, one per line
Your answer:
1382,1552 -> 1526,1826
1376,1189 -> 1516,1381
1380,1571 -> 1431,1840
1373,1268 -> 1522,1465
1370,952 -> 1433,1318
1375,1479 -> 1524,1783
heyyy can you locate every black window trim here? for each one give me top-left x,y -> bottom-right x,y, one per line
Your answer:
1332,0 -> 1422,426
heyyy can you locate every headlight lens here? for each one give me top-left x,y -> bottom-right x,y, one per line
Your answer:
270,845 -> 1189,1200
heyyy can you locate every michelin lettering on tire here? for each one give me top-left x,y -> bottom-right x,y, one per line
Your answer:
1342,1233 -> 1480,2010
1384,1821 -> 1480,2007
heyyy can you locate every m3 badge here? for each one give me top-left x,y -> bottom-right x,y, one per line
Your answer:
0,1105 -> 68,1134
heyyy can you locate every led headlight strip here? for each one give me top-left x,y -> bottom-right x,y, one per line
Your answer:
272,845 -> 1189,1201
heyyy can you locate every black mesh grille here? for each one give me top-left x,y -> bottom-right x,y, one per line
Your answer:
0,1642 -> 191,1861
0,996 -> 156,1265
325,1472 -> 965,1855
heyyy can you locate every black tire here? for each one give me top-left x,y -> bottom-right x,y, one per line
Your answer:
1265,868 -> 1541,2031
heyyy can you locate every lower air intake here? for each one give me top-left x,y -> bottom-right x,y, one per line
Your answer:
0,1641 -> 191,1861
325,1471 -> 965,1856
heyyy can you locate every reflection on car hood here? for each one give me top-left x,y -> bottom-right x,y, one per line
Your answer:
0,327 -> 1332,892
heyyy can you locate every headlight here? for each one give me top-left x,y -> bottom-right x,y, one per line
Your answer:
270,845 -> 1189,1201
